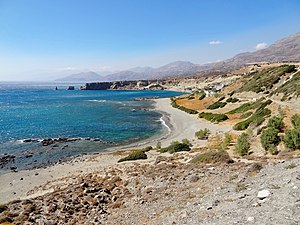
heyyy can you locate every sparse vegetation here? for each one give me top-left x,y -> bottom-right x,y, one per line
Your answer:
227,98 -> 272,115
195,128 -> 210,139
219,133 -> 232,151
118,150 -> 147,162
198,90 -> 206,100
274,71 -> 300,100
189,150 -> 232,164
286,163 -> 297,169
235,132 -> 250,156
233,108 -> 271,130
239,65 -> 296,93
199,112 -> 229,123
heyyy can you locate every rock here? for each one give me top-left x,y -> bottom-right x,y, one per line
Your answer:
247,217 -> 255,222
155,156 -> 168,165
257,189 -> 271,200
189,175 -> 200,183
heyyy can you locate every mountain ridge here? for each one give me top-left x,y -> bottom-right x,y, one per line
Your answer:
56,32 -> 300,82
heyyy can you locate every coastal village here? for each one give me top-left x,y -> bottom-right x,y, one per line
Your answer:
1,62 -> 300,224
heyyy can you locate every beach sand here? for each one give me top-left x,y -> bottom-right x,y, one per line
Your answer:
0,97 -> 232,204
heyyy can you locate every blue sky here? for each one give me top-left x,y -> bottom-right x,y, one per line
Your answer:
0,0 -> 300,80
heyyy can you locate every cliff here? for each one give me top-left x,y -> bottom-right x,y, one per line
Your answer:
81,80 -> 165,90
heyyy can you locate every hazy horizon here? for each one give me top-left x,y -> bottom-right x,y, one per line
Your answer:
0,0 -> 300,81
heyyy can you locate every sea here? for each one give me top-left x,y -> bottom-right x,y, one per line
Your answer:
0,82 -> 182,172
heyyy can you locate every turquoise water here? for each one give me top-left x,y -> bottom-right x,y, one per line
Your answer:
0,82 -> 182,171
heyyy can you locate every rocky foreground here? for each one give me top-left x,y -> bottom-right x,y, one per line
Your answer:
0,151 -> 299,225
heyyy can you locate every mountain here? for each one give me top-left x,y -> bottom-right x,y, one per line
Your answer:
57,32 -> 300,82
152,61 -> 201,78
200,32 -> 300,72
129,66 -> 155,73
103,61 -> 201,81
102,71 -> 144,82
55,71 -> 103,82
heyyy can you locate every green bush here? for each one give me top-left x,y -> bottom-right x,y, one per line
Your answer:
199,92 -> 206,100
159,141 -> 191,154
227,98 -> 272,115
219,133 -> 232,151
260,127 -> 280,154
143,146 -> 153,152
239,111 -> 253,119
291,114 -> 300,128
207,101 -> 227,110
227,103 -> 252,114
182,138 -> 192,146
218,96 -> 226,102
171,100 -> 198,114
233,108 -> 271,130
190,151 -> 232,164
235,133 -> 250,156
195,128 -> 210,139
118,150 -> 147,162
283,128 -> 300,150
226,97 -> 239,103
199,112 -> 229,123
267,116 -> 284,131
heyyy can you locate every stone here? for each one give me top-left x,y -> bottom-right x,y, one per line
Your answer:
257,189 -> 271,200
247,217 -> 255,222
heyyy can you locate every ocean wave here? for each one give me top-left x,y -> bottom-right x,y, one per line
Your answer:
159,116 -> 171,132
87,100 -> 107,103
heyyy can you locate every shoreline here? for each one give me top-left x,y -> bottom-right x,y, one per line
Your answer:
0,97 -> 232,204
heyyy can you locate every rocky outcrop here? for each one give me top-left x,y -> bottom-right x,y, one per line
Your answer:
82,80 -> 165,90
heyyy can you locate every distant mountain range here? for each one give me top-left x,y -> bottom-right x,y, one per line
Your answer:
56,32 -> 300,82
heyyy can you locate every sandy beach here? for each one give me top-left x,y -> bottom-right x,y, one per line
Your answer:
0,97 -> 232,204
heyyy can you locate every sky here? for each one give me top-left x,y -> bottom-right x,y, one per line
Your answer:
0,0 -> 300,81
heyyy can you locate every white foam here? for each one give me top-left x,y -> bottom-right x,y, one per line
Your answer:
87,100 -> 107,103
159,116 -> 171,132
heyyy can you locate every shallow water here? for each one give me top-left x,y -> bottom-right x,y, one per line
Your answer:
0,82 -> 182,171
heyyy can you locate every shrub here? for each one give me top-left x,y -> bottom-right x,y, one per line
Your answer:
189,151 -> 232,164
207,101 -> 227,110
239,111 -> 253,119
219,133 -> 232,151
227,103 -> 252,114
182,138 -> 192,146
199,92 -> 206,100
0,205 -> 8,213
235,133 -> 250,156
267,116 -> 284,131
171,100 -> 198,114
226,97 -> 239,103
283,128 -> 300,150
195,128 -> 210,139
143,146 -> 153,152
260,127 -> 280,154
291,114 -> 300,128
233,108 -> 271,130
199,112 -> 229,123
159,141 -> 191,154
156,142 -> 162,150
218,96 -> 225,102
118,150 -> 147,162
